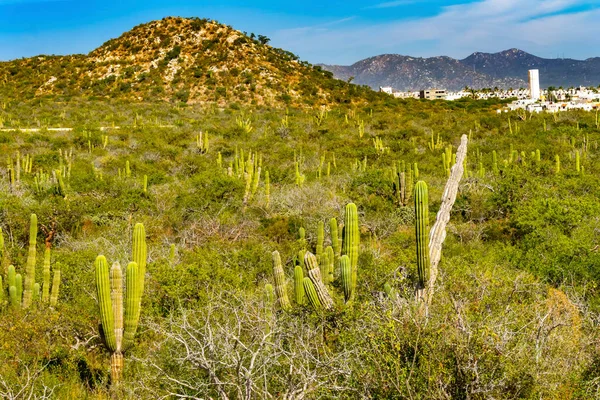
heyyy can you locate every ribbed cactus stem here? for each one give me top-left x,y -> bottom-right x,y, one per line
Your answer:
325,246 -> 334,285
575,150 -> 580,173
303,278 -> 322,311
22,214 -> 37,308
294,265 -> 305,305
42,248 -> 51,303
8,264 -> 15,288
123,262 -> 141,351
316,221 -> 324,259
132,223 -> 147,297
340,255 -> 352,303
9,285 -> 18,307
330,218 -> 340,259
298,227 -> 306,249
272,251 -> 292,312
111,262 -> 124,354
555,155 -> 560,174
415,181 -> 430,291
95,255 -> 116,352
342,203 -> 359,301
15,273 -> 22,305
304,252 -> 334,310
33,283 -> 40,301
50,266 -> 60,307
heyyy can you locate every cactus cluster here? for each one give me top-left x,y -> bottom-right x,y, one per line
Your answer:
196,131 -> 209,153
270,203 -> 360,313
1,214 -> 60,309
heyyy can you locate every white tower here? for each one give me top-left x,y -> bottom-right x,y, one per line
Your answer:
528,69 -> 540,100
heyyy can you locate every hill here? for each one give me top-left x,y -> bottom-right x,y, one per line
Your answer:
320,48 -> 600,91
0,17 -> 377,106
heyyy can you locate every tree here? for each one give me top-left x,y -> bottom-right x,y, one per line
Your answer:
257,35 -> 270,45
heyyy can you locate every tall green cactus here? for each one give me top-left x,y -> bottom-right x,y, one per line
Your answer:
555,155 -> 561,174
342,203 -> 359,302
22,214 -> 37,309
294,265 -> 305,306
414,181 -> 430,291
272,251 -> 292,312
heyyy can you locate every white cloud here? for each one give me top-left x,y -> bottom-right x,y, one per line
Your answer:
271,0 -> 600,64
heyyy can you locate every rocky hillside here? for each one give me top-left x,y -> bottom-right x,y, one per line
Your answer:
321,49 -> 600,91
0,17 -> 376,106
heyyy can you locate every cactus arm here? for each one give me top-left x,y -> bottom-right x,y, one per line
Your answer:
342,203 -> 359,301
304,252 -> 334,310
42,248 -> 51,303
325,246 -> 335,285
50,267 -> 60,307
303,278 -> 322,311
132,223 -> 147,296
294,265 -> 305,306
272,251 -> 292,312
110,262 -> 123,353
95,256 -> 116,352
123,262 -> 141,351
22,214 -> 37,308
329,218 -> 340,259
316,221 -> 324,259
9,285 -> 18,307
8,264 -> 15,288
15,273 -> 22,304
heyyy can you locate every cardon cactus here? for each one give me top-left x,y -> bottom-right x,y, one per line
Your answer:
414,181 -> 430,291
272,251 -> 292,312
95,256 -> 142,384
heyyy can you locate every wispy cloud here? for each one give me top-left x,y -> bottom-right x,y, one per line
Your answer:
273,0 -> 600,64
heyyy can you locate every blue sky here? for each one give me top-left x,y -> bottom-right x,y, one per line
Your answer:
1,0 -> 599,64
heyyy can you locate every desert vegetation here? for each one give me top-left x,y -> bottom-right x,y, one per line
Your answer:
0,92 -> 599,399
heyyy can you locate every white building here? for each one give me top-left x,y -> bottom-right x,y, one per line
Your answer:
528,69 -> 540,100
379,86 -> 393,94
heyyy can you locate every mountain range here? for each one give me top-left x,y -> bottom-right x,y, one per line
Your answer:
320,49 -> 600,92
